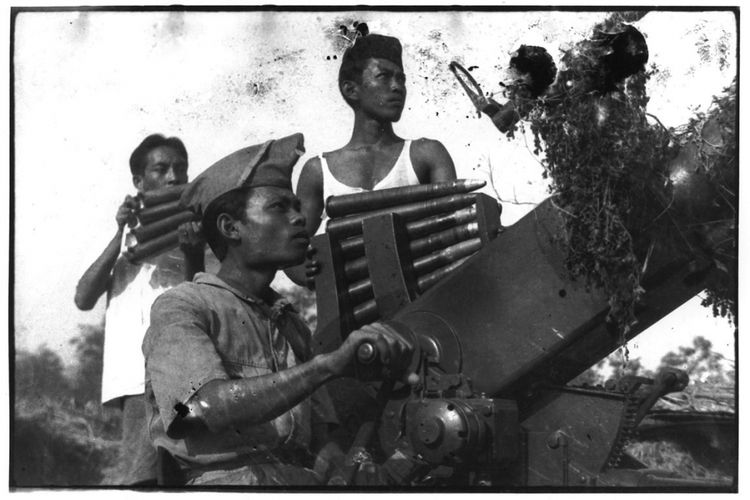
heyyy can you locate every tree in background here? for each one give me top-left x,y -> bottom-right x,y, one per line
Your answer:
572,335 -> 735,480
15,347 -> 72,402
570,352 -> 651,387
12,324 -> 120,487
626,336 -> 736,480
659,335 -> 734,385
68,323 -> 105,406
571,334 -> 734,391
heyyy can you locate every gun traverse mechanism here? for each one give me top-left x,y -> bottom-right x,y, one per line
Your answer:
310,180 -> 735,488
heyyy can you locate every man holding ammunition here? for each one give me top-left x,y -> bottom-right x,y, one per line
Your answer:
143,133 -> 413,485
288,33 -> 456,286
74,134 -> 204,485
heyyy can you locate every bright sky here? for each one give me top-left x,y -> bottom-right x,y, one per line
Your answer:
10,8 -> 738,374
1,4 -> 746,497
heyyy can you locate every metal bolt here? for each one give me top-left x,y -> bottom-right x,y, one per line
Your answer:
546,430 -> 565,449
357,342 -> 376,364
419,418 -> 443,445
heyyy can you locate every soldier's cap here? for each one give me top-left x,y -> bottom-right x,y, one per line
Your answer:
341,33 -> 403,70
180,133 -> 305,215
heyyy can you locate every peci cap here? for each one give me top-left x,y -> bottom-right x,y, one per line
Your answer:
180,133 -> 305,216
341,33 -> 403,71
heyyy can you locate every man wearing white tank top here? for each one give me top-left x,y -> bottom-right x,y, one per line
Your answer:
289,34 -> 456,286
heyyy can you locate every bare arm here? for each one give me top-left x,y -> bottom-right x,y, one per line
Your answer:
74,195 -> 138,310
171,351 -> 335,437
411,139 -> 457,184
284,157 -> 324,287
169,323 -> 411,438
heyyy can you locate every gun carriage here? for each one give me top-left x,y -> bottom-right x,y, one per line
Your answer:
310,179 -> 735,488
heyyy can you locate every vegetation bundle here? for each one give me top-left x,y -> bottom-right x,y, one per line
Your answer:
503,15 -> 737,336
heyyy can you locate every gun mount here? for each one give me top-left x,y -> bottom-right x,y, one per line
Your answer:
310,181 -> 734,489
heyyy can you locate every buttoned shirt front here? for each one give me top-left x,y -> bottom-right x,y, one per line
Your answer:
143,272 -> 337,471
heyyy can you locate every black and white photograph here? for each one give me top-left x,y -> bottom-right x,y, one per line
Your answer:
6,4 -> 740,492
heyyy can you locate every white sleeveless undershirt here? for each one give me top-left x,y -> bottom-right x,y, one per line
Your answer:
317,140 -> 420,234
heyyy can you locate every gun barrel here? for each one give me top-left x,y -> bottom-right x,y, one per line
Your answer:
138,200 -> 183,225
133,210 -> 195,243
327,194 -> 477,238
139,184 -> 187,207
325,179 -> 485,218
389,198 -> 719,398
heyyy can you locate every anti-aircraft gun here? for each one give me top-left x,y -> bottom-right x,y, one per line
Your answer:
309,177 -> 736,489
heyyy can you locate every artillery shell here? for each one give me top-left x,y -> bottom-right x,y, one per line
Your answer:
133,210 -> 195,243
344,256 -> 369,282
327,193 -> 477,238
126,229 -> 179,263
338,206 -> 477,260
405,206 -> 477,239
347,278 -> 375,305
409,221 -> 479,259
412,237 -> 482,276
138,200 -> 183,225
352,300 -> 378,326
416,255 -> 472,293
139,184 -> 187,207
325,179 -> 485,218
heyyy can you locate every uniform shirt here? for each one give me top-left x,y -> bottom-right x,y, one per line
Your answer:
143,272 -> 337,471
317,139 -> 420,235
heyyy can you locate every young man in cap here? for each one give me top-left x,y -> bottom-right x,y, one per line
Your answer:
143,133 -> 413,486
74,134 -> 204,485
291,34 -> 456,285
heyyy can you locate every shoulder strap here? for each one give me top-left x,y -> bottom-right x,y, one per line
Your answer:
269,301 -> 312,363
276,316 -> 312,363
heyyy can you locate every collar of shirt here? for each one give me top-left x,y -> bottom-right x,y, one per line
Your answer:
191,272 -> 297,320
